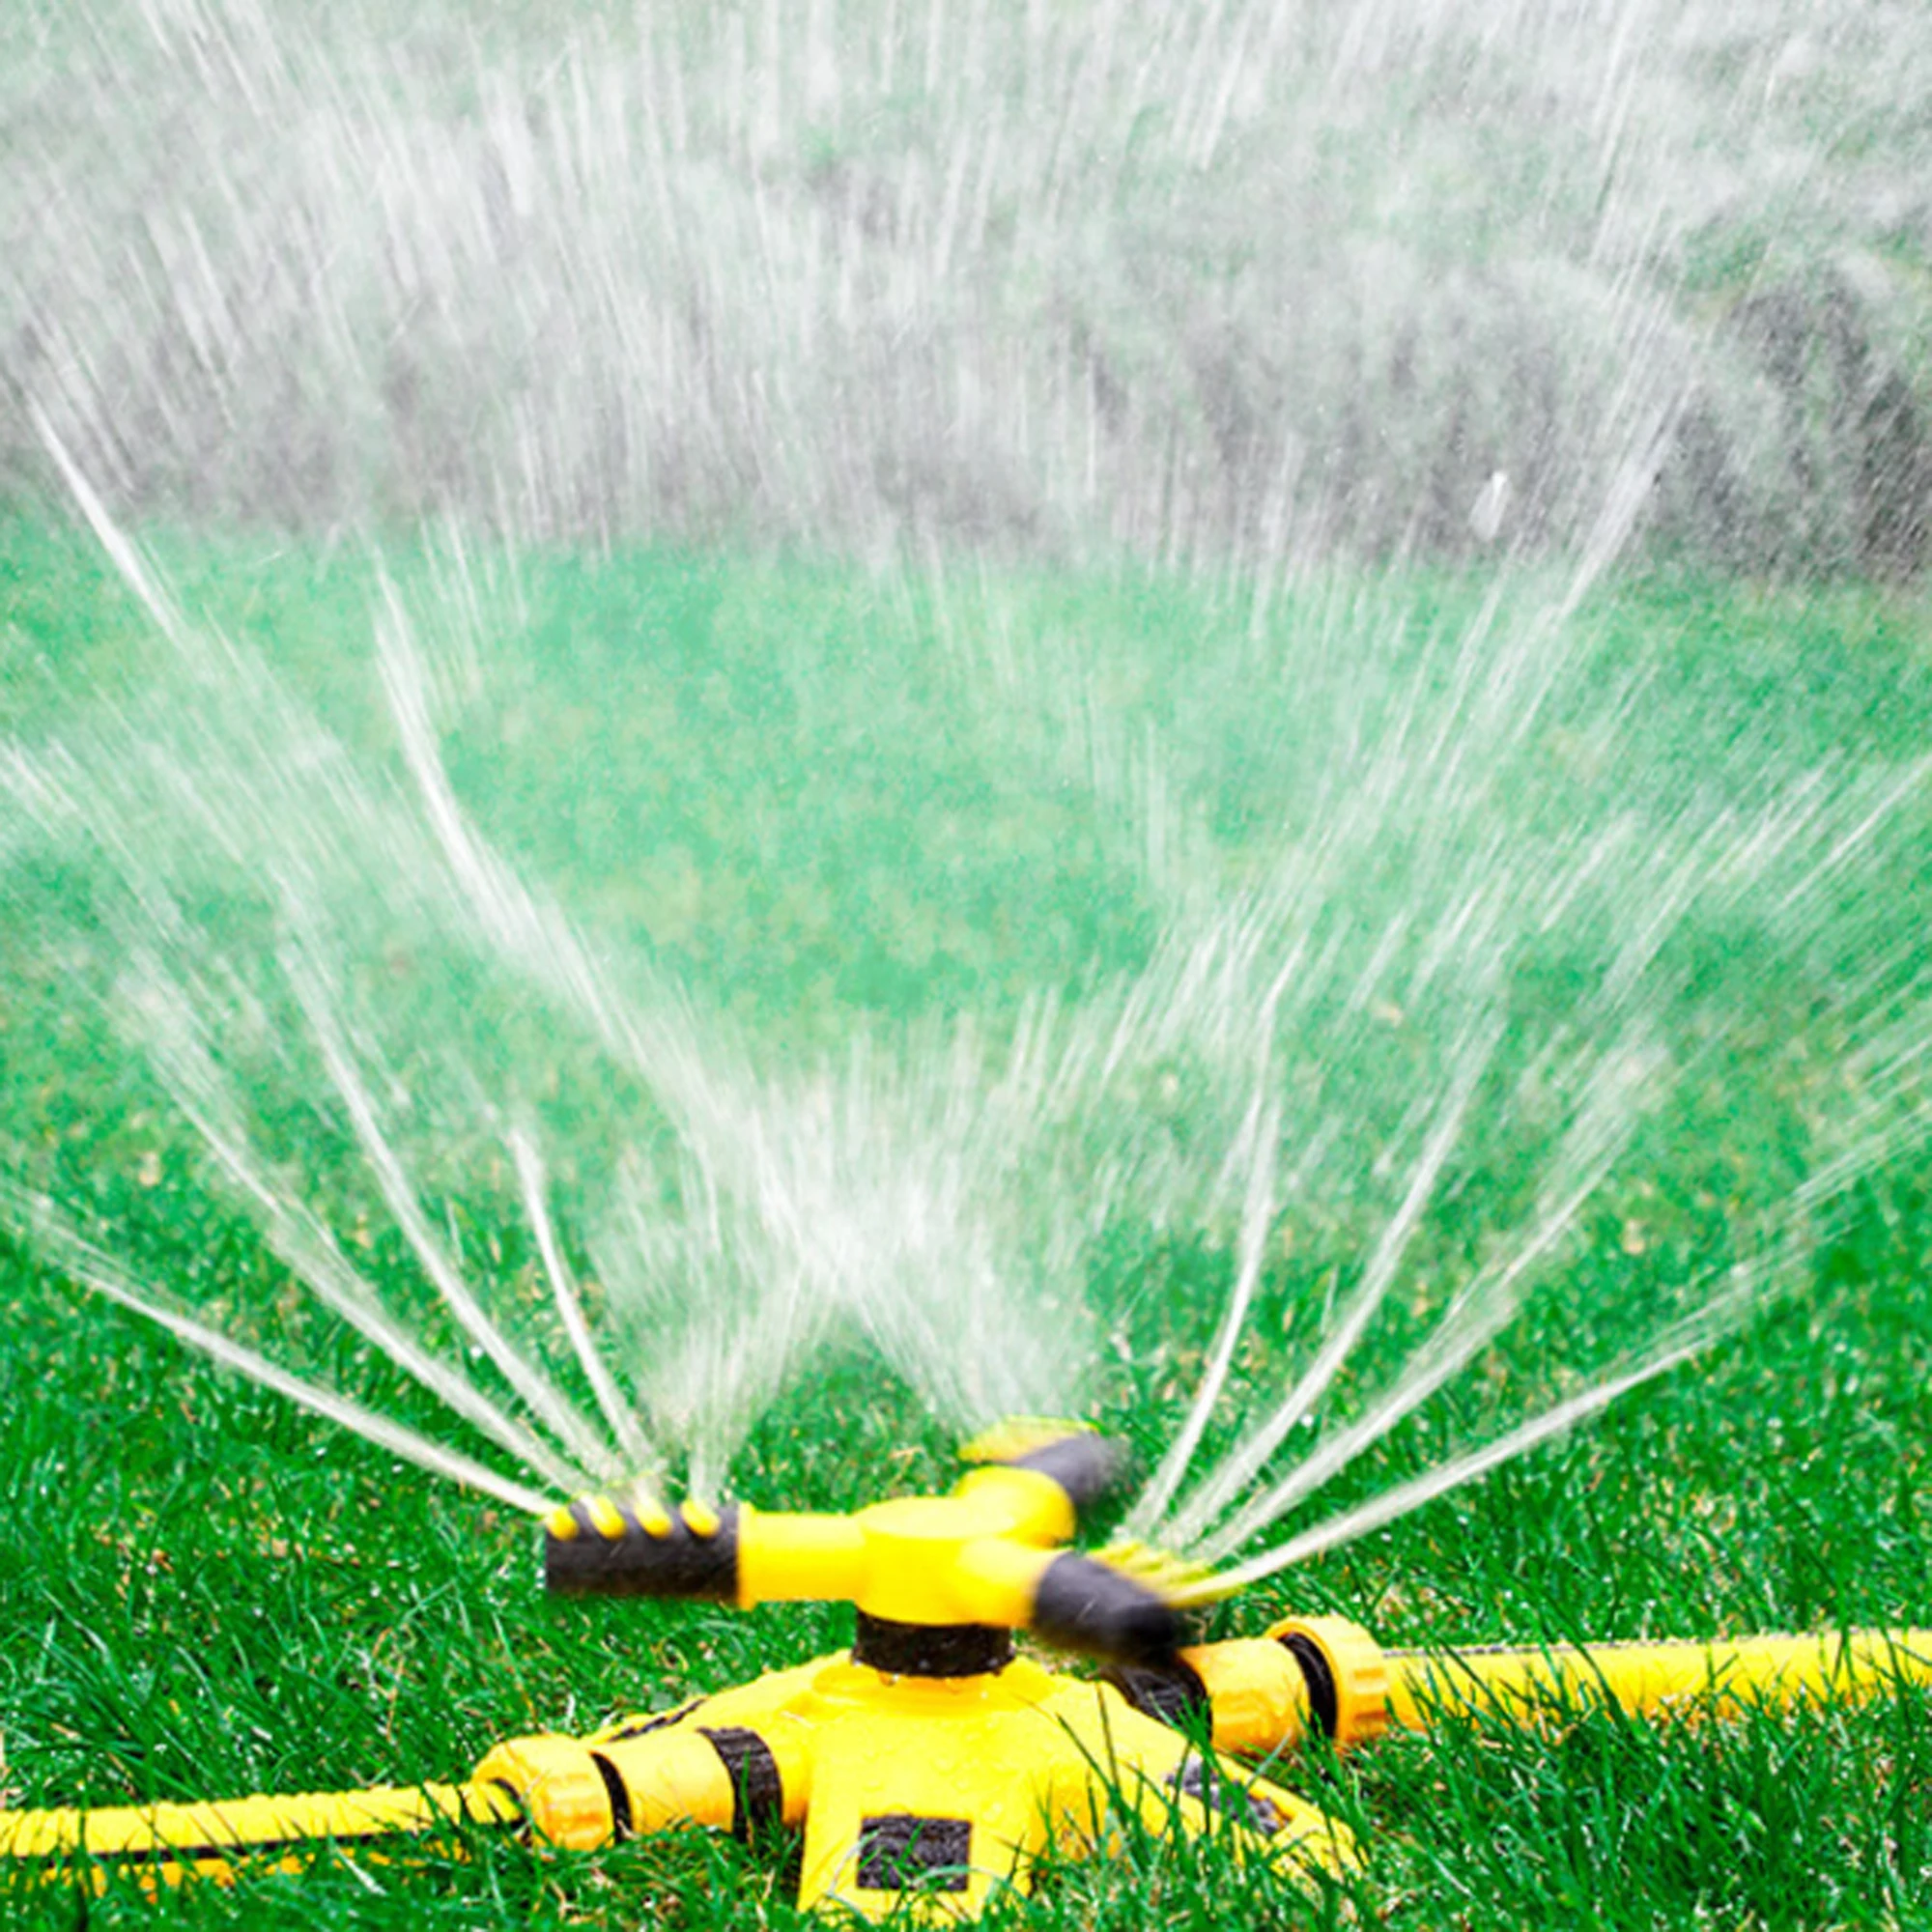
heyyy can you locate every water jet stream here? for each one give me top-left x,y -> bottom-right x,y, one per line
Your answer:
113,954 -> 596,1498
509,1125 -> 657,1479
1187,1235 -> 1798,1601
1169,1008 -> 1932,1585
1149,1020 -> 1499,1550
1179,1037 -> 1661,1561
0,1179 -> 555,1518
1131,1090 -> 1279,1534
276,929 -> 620,1481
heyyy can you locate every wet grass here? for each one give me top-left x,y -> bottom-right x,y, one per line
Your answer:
1,521 -> 1930,1926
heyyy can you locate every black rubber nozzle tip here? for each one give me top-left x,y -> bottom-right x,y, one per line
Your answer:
1030,1551 -> 1184,1665
545,1500 -> 741,1601
1008,1434 -> 1127,1518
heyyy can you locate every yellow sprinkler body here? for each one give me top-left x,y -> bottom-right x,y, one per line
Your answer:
526,1420 -> 1353,1917
464,1645 -> 1354,1919
4,1421 -> 1929,1923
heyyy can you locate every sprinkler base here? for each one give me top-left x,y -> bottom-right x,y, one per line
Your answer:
479,1637 -> 1358,1920
9,1616 -> 1932,1921
0,1639 -> 1359,1923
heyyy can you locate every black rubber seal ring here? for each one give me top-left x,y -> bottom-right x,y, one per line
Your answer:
698,1725 -> 784,1840
852,1612 -> 1014,1678
588,1751 -> 634,1840
1277,1632 -> 1339,1739
485,1776 -> 533,1843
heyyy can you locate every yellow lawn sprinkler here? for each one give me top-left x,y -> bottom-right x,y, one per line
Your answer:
2,1419 -> 1929,1920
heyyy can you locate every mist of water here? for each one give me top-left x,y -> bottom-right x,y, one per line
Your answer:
12,0 -> 1929,577
3,0 -> 1931,1582
12,452 -> 1930,1574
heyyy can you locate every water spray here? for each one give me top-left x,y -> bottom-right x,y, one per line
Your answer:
2,1419 -> 1926,1921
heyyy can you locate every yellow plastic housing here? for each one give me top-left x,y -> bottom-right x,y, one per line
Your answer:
517,1646 -> 1359,1920
734,1463 -> 1074,1628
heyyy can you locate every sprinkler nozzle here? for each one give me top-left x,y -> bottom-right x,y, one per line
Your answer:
957,1417 -> 1124,1513
1029,1550 -> 1185,1664
545,1494 -> 741,1600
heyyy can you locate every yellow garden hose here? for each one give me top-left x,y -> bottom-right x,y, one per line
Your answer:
1125,1615 -> 1932,1754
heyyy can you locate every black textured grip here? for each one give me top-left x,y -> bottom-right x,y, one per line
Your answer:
1030,1552 -> 1183,1664
545,1500 -> 741,1600
697,1726 -> 785,1841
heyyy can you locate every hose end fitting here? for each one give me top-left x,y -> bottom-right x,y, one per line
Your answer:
1265,1613 -> 1389,1747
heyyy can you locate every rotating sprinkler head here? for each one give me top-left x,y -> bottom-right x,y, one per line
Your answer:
543,1419 -> 1214,1669
514,1419 -> 1353,1918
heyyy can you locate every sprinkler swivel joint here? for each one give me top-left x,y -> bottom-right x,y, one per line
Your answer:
542,1423 -> 1195,1665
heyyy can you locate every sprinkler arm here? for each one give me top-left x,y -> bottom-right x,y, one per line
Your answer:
544,1423 -> 1192,1663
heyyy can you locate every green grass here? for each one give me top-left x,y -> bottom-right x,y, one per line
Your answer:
1,519 -> 1930,1926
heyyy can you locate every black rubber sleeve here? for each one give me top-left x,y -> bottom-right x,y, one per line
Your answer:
1029,1551 -> 1183,1664
1009,1435 -> 1126,1518
545,1501 -> 741,1600
1276,1631 -> 1339,1738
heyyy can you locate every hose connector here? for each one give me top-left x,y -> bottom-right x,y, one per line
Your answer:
1265,1613 -> 1389,1747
